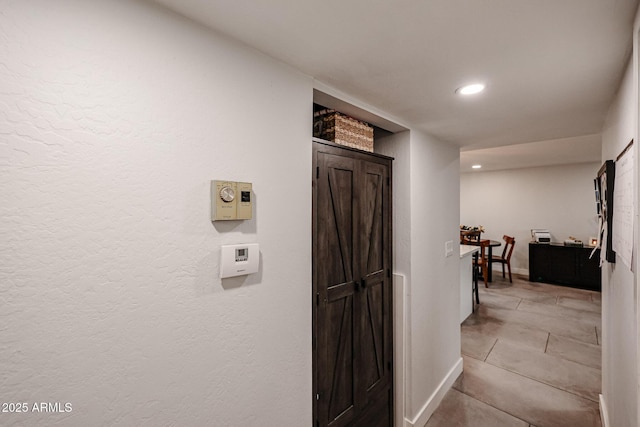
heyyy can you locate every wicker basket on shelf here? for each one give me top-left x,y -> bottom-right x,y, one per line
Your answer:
313,109 -> 374,152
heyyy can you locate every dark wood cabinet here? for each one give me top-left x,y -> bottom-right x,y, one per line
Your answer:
312,140 -> 393,427
529,243 -> 601,291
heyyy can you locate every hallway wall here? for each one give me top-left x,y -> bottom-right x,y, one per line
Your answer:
377,128 -> 462,426
0,1 -> 461,425
600,53 -> 638,427
1,1 -> 313,425
407,130 -> 462,425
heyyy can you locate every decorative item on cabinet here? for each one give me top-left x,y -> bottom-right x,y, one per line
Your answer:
313,107 -> 374,152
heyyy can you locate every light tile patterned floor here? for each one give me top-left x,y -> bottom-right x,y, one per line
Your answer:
425,274 -> 602,427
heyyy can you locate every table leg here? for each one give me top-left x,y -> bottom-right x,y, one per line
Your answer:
473,252 -> 479,306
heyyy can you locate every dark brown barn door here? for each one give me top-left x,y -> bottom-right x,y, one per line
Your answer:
313,141 -> 393,427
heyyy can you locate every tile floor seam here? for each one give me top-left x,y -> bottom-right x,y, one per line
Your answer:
515,298 -> 523,310
461,352 -> 484,361
544,332 -> 550,353
476,309 -> 599,345
483,338 -> 499,362
456,388 -> 533,426
473,313 -> 598,347
546,334 -> 603,370
482,358 -> 600,403
548,331 -> 599,346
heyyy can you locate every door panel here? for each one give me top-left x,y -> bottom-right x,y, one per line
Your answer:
359,160 -> 391,403
314,141 -> 392,427
361,280 -> 384,391
321,158 -> 355,288
326,293 -> 356,426
353,389 -> 392,427
317,152 -> 359,427
361,165 -> 385,276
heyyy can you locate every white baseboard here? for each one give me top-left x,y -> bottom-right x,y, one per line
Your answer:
599,394 -> 609,427
406,357 -> 463,427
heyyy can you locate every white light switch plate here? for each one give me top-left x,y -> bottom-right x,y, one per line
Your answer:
220,243 -> 259,278
445,240 -> 454,257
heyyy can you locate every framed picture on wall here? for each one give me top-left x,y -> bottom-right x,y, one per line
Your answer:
596,160 -> 615,263
593,178 -> 601,215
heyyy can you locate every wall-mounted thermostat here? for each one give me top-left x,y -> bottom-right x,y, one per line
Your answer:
220,243 -> 259,278
211,180 -> 253,221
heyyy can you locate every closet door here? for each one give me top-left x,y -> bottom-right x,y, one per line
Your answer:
315,150 -> 360,427
313,141 -> 393,427
357,159 -> 392,422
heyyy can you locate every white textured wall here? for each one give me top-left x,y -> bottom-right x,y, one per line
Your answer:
600,56 -> 638,427
0,1 -> 312,425
376,130 -> 411,426
376,132 -> 412,290
460,162 -> 600,275
407,130 -> 461,425
375,129 -> 463,426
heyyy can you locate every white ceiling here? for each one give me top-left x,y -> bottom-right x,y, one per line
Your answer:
460,133 -> 602,172
152,0 -> 637,167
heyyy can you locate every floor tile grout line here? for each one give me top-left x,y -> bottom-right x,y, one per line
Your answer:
482,300 -> 600,329
461,352 -> 485,361
544,333 -> 550,353
519,300 -> 602,319
471,309 -> 599,346
484,338 -> 499,362
515,298 -> 523,310
544,335 -> 603,370
501,280 -> 596,303
482,359 -> 601,404
469,331 -> 602,370
545,331 -> 601,347
455,388 -> 533,426
490,291 -> 600,316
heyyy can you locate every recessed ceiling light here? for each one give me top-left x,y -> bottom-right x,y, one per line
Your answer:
456,83 -> 485,95
472,164 -> 482,169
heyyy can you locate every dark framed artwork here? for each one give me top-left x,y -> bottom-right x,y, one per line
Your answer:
596,160 -> 615,263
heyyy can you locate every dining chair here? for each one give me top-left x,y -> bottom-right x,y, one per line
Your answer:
472,251 -> 480,309
492,235 -> 515,282
472,239 -> 490,287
